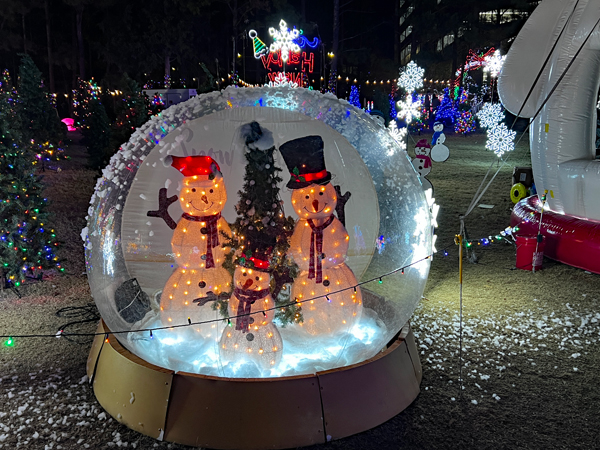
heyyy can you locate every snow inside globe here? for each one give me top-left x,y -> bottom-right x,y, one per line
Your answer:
83,86 -> 433,378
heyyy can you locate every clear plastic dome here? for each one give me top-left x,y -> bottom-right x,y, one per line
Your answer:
83,86 -> 432,378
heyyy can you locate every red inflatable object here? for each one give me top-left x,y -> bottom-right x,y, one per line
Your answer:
515,235 -> 545,271
511,196 -> 600,274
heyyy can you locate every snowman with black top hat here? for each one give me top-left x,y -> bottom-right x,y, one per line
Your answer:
279,135 -> 363,335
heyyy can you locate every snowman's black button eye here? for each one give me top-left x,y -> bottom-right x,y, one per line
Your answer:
319,192 -> 324,196
209,189 -> 214,193
255,276 -> 260,281
242,272 -> 247,276
191,188 -> 196,192
305,195 -> 309,199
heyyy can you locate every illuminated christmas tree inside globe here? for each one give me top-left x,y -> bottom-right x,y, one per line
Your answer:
83,86 -> 433,378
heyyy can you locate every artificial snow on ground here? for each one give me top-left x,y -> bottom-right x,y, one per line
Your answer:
1,294 -> 598,449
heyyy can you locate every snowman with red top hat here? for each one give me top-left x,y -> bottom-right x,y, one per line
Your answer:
219,230 -> 283,371
147,155 -> 232,337
279,136 -> 362,335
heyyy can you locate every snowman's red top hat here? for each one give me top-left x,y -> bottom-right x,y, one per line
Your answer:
237,229 -> 276,271
165,155 -> 221,179
416,139 -> 430,149
279,135 -> 332,189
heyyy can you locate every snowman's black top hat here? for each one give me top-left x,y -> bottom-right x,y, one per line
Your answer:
279,135 -> 332,189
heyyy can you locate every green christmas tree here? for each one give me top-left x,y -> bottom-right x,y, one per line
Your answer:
110,74 -> 149,161
82,96 -> 111,170
0,69 -> 63,290
72,78 -> 112,170
218,121 -> 302,326
16,54 -> 65,167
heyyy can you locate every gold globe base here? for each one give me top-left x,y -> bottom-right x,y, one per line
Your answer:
87,320 -> 421,449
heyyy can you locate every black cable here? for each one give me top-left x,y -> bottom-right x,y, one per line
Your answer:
0,253 -> 434,340
54,303 -> 100,344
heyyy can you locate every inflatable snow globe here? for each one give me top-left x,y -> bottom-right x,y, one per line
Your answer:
84,86 -> 432,448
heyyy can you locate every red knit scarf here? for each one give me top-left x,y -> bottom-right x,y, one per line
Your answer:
307,215 -> 335,284
416,155 -> 432,169
233,287 -> 270,332
181,212 -> 221,269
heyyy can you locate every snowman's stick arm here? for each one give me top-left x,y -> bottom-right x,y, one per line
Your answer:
334,185 -> 351,228
193,291 -> 231,306
147,188 -> 178,230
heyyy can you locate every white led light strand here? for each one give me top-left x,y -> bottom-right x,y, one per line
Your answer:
396,94 -> 421,124
387,120 -> 407,155
483,50 -> 506,78
397,61 -> 425,93
267,72 -> 298,88
268,19 -> 300,63
486,123 -> 516,157
476,102 -> 504,129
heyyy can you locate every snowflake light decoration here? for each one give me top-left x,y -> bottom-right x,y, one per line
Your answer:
397,61 -> 425,93
483,50 -> 506,78
269,19 -> 300,63
267,72 -> 298,88
477,102 -> 504,128
486,123 -> 516,157
387,120 -> 407,155
396,94 -> 421,124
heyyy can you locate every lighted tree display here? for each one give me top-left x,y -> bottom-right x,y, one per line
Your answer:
435,88 -> 458,126
16,54 -> 65,165
83,95 -> 112,170
111,74 -> 148,158
349,85 -> 361,108
219,121 -> 301,325
72,78 -> 111,170
0,69 -> 62,289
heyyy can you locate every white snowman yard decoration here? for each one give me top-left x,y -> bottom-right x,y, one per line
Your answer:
219,244 -> 283,371
279,136 -> 362,335
147,155 -> 232,336
430,121 -> 450,163
412,139 -> 433,192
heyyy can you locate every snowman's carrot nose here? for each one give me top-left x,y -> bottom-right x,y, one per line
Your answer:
312,199 -> 319,212
201,195 -> 209,204
243,278 -> 253,289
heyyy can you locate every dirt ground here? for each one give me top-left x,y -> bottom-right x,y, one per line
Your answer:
1,130 -> 599,449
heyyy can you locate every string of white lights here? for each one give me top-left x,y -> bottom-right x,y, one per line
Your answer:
1,254 -> 434,341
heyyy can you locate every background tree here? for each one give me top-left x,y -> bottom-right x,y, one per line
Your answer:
16,53 -> 65,166
72,78 -> 111,169
109,73 -> 148,159
0,69 -> 62,291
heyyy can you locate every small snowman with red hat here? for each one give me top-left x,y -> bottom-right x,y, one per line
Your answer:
147,155 -> 232,336
412,139 -> 433,192
219,231 -> 283,372
279,135 -> 362,335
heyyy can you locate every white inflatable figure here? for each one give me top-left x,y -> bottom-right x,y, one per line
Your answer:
412,139 -> 433,192
147,155 -> 232,337
279,136 -> 362,335
498,0 -> 600,221
220,259 -> 283,371
431,132 -> 450,163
